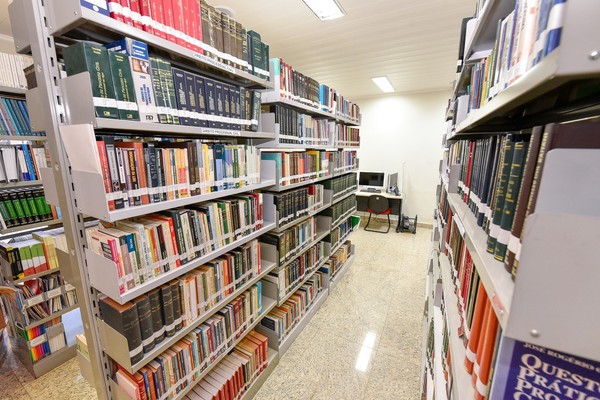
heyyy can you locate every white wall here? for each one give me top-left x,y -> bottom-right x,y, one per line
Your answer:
356,90 -> 449,225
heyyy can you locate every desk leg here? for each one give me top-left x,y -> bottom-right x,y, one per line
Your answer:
396,199 -> 403,233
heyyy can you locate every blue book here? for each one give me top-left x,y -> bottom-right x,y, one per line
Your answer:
21,145 -> 36,181
7,100 -> 28,135
543,0 -> 567,58
1,98 -> 21,135
80,0 -> 110,17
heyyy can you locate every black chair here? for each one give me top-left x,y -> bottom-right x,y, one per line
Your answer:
364,195 -> 392,233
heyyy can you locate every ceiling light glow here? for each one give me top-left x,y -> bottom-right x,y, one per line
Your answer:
372,76 -> 395,93
302,0 -> 346,21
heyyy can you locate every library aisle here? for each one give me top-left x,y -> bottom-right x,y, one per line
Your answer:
0,225 -> 430,400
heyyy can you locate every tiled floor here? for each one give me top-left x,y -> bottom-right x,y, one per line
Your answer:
0,223 -> 430,400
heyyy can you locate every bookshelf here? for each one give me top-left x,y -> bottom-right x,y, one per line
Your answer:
12,0 -> 362,398
424,1 -> 600,399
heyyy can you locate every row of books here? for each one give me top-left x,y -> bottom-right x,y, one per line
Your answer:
95,0 -> 270,79
0,186 -> 61,230
0,237 -> 56,281
14,274 -> 78,326
65,40 -> 262,130
261,150 -> 331,187
261,104 -> 332,145
465,0 -> 566,112
118,328 -> 268,400
271,184 -> 324,227
259,272 -> 324,343
0,97 -> 43,137
265,241 -> 326,300
18,321 -> 67,363
96,136 -> 261,211
0,145 -> 49,183
335,124 -> 360,147
181,331 -> 269,400
99,239 -> 261,363
322,241 -> 352,280
112,283 -> 263,398
325,173 -> 357,200
325,217 -> 354,250
0,52 -> 32,90
260,217 -> 316,266
446,121 -> 600,278
333,150 -> 358,173
90,194 -> 264,294
270,58 -> 360,122
322,195 -> 356,227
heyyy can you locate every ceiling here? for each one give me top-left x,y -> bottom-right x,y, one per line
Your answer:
0,0 -> 475,100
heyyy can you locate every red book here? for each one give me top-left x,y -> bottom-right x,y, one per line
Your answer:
162,0 -> 177,44
129,0 -> 143,29
150,0 -> 166,39
96,139 -> 116,211
139,0 -> 153,34
119,0 -> 133,26
472,297 -> 492,387
182,0 -> 193,50
170,0 -> 187,48
191,0 -> 202,53
464,282 -> 488,374
108,0 -> 124,22
475,317 -> 499,400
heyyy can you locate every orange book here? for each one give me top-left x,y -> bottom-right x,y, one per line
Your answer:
472,298 -> 492,387
475,318 -> 500,399
464,282 -> 488,374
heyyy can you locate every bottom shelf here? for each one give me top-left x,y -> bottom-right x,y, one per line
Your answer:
240,348 -> 280,400
11,342 -> 77,378
329,253 -> 355,291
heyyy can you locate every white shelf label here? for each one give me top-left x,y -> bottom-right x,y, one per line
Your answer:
26,294 -> 45,308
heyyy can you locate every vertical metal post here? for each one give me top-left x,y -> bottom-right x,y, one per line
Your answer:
11,1 -> 110,398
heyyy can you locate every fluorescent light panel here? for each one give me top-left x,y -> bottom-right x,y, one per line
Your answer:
302,0 -> 345,21
372,76 -> 395,93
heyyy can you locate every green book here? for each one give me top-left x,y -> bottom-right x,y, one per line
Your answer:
157,59 -> 180,124
248,30 -> 262,77
250,90 -> 261,132
63,42 -> 119,119
107,51 -> 139,121
24,189 -> 41,222
486,138 -> 514,253
149,57 -> 169,124
494,140 -> 528,261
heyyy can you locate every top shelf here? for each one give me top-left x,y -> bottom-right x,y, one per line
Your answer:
41,0 -> 273,89
451,1 -> 600,133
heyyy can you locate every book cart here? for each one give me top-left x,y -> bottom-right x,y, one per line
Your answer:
9,0 -> 361,398
422,1 -> 600,399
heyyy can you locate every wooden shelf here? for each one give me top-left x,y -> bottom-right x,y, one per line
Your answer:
445,193 -> 512,329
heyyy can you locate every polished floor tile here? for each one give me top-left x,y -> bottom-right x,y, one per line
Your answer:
0,224 -> 431,400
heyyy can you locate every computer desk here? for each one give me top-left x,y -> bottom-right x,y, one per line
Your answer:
355,190 -> 404,233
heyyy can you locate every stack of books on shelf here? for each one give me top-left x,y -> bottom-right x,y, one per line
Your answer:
0,97 -> 44,137
325,173 -> 357,201
0,51 -> 33,90
444,123 -> 600,279
322,195 -> 356,227
321,240 -> 352,280
261,150 -> 331,187
258,272 -> 324,343
261,104 -> 332,145
108,282 -> 263,393
89,196 -> 263,293
270,184 -> 324,227
333,150 -> 358,174
264,241 -> 326,300
0,186 -> 61,230
91,0 -> 270,80
335,123 -> 360,147
94,136 -> 261,211
462,1 -> 566,114
63,39 -> 263,129
0,144 -> 49,183
260,217 -> 316,266
18,321 -> 68,363
268,58 -> 361,123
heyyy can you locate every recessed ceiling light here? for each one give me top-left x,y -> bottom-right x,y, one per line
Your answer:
372,76 -> 395,93
302,0 -> 346,21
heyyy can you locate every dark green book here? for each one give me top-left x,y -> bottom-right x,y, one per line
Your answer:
486,137 -> 514,253
250,90 -> 261,132
107,51 -> 139,121
157,59 -> 180,125
63,42 -> 119,119
248,30 -> 262,77
149,57 -> 169,124
494,140 -> 529,261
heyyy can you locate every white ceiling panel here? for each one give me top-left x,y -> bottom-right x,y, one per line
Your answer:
0,0 -> 474,99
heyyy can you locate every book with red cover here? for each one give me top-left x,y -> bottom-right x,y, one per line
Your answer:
170,0 -> 187,48
464,282 -> 488,374
108,0 -> 124,22
129,0 -> 143,29
139,0 -> 153,34
162,0 -> 177,44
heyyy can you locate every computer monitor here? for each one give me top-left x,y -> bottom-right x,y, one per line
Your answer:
388,172 -> 398,190
359,171 -> 386,190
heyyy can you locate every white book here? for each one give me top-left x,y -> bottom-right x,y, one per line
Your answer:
2,147 -> 18,181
